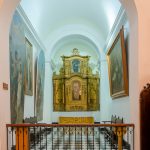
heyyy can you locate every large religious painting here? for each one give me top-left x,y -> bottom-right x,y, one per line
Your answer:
9,11 -> 26,123
107,27 -> 128,99
53,49 -> 100,112
35,50 -> 45,121
25,37 -> 33,95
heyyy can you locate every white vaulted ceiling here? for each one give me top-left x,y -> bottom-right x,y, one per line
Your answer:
20,0 -> 121,52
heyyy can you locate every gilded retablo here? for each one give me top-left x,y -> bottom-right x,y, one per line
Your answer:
53,49 -> 100,111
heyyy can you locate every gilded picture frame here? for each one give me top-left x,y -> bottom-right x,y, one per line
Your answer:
107,27 -> 128,99
25,37 -> 33,95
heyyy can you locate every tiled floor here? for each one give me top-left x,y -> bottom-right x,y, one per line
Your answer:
30,127 -> 112,150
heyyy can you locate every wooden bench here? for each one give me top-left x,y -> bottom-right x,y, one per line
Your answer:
23,117 -> 51,146
102,115 -> 118,124
102,115 -> 130,149
102,115 -> 123,147
23,116 -> 37,124
23,117 -> 39,145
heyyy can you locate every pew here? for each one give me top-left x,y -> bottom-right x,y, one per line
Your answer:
23,117 -> 51,146
102,115 -> 123,147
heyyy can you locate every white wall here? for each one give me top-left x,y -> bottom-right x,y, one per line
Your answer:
14,7 -> 52,123
100,59 -> 112,121
100,8 -> 130,123
16,8 -> 46,120
23,27 -> 40,118
100,59 -> 130,123
43,62 -> 53,123
0,1 -> 20,150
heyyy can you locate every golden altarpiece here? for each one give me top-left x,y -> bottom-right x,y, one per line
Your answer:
53,49 -> 100,111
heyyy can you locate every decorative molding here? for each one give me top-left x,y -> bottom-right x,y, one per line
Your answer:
103,6 -> 127,53
16,4 -> 46,51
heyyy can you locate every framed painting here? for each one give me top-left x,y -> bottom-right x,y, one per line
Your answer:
25,37 -> 33,95
9,11 -> 26,123
107,27 -> 128,99
35,50 -> 45,121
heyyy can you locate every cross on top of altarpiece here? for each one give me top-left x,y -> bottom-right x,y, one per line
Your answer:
72,48 -> 79,55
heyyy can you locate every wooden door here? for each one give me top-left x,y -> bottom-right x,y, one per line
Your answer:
140,83 -> 150,150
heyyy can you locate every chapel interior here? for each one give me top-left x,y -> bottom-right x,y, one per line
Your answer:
2,0 -> 141,149
11,0 -> 131,124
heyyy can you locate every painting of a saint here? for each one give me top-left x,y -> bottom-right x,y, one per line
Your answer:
72,59 -> 80,73
25,38 -> 33,95
110,37 -> 124,94
107,27 -> 128,98
72,81 -> 81,100
9,11 -> 25,123
35,50 -> 45,121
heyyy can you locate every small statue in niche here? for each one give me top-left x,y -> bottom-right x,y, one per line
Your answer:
72,48 -> 79,55
72,59 -> 80,73
53,71 -> 56,75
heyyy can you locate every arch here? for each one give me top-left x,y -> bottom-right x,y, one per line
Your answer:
44,24 -> 105,61
118,1 -> 139,150
0,0 -> 139,150
47,34 -> 102,61
0,1 -> 20,150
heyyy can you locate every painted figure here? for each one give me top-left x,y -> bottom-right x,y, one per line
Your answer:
12,51 -> 21,106
111,53 -> 123,94
10,11 -> 25,123
16,64 -> 23,123
27,51 -> 32,90
72,81 -> 81,100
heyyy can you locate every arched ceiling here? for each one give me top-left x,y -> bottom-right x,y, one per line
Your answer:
49,34 -> 101,74
20,0 -> 121,51
51,34 -> 100,61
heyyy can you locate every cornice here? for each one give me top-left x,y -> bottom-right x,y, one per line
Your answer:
16,4 -> 46,51
103,6 -> 127,53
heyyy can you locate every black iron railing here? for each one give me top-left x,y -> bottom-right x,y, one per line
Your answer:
6,123 -> 134,150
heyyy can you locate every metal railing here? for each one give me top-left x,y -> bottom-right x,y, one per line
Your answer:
6,123 -> 134,150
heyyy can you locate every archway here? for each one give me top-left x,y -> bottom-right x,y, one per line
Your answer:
0,0 -> 140,150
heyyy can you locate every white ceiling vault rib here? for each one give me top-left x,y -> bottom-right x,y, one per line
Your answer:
103,6 -> 127,53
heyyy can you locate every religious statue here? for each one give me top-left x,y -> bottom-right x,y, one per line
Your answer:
72,59 -> 80,73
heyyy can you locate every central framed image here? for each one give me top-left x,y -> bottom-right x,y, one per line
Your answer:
107,27 -> 128,99
72,80 -> 81,100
